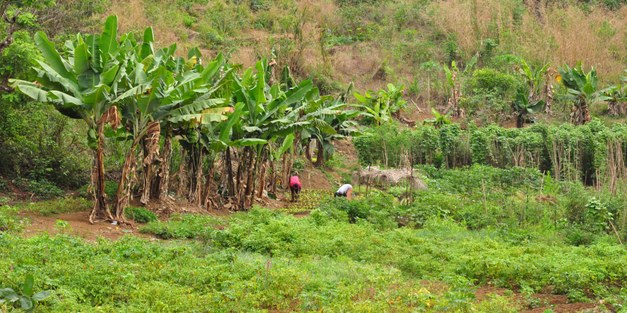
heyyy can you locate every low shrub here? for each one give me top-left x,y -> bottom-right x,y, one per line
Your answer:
140,214 -> 222,239
15,178 -> 64,199
125,207 -> 158,223
0,206 -> 25,233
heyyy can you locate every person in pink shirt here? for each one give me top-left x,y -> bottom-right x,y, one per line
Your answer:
289,174 -> 302,202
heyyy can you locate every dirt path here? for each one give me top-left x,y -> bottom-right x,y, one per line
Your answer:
19,211 -> 152,241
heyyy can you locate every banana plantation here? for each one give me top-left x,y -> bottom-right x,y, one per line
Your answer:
12,16 -> 361,223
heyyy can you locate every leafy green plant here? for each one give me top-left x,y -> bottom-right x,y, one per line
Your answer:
558,63 -> 609,125
0,206 -> 24,233
424,108 -> 451,129
14,178 -> 64,199
0,274 -> 50,312
140,213 -> 222,239
354,84 -> 407,126
513,87 -> 545,128
125,207 -> 158,224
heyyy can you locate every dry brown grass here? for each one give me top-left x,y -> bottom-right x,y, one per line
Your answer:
431,0 -> 626,80
331,43 -> 384,90
107,0 -> 189,55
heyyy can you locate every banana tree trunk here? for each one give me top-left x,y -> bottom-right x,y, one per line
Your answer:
571,99 -> 591,125
203,159 -> 217,209
304,139 -> 312,162
225,147 -> 235,197
314,139 -> 324,167
140,122 -> 161,205
156,129 -> 173,201
89,123 -> 113,224
113,138 -> 140,221
282,152 -> 292,190
516,113 -> 525,128
247,148 -> 263,208
175,150 -> 188,199
187,146 -> 203,206
269,158 -> 277,194
256,148 -> 268,199
243,148 -> 255,209
257,158 -> 266,198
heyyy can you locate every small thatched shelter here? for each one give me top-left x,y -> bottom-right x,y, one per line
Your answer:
353,166 -> 427,190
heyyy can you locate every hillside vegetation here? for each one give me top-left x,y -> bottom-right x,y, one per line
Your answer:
106,0 -> 626,95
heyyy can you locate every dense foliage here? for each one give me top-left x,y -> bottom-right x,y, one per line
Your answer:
354,121 -> 627,190
1,165 -> 626,311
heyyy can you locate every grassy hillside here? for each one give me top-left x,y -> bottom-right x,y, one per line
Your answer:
105,0 -> 626,98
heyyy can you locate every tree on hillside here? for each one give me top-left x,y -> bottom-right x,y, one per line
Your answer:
516,59 -> 553,115
558,64 -> 609,125
443,61 -> 465,118
603,73 -> 626,116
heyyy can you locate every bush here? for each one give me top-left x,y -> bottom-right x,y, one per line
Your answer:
0,206 -> 25,233
0,177 -> 7,192
466,68 -> 519,97
125,207 -> 158,224
140,214 -> 222,239
14,178 -> 64,199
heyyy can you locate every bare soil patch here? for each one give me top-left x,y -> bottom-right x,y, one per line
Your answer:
20,210 -> 150,241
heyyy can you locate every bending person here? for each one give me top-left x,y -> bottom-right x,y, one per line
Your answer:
334,183 -> 353,199
289,175 -> 302,202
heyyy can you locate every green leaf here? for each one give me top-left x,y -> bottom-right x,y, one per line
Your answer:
74,43 -> 90,74
100,15 -> 119,63
32,291 -> 51,302
140,27 -> 154,59
19,296 -> 34,312
200,53 -> 224,81
254,61 -> 267,104
243,126 -> 262,133
0,288 -> 19,302
10,80 -> 50,102
528,100 -> 545,113
234,138 -> 268,147
22,274 -> 34,297
353,92 -> 368,104
277,133 -> 295,157
34,32 -> 73,80
219,102 -> 245,142
100,64 -> 120,85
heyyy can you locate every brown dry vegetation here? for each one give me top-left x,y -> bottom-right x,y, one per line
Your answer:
432,0 -> 626,80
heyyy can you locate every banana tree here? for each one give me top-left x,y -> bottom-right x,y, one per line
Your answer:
517,59 -> 552,114
602,73 -> 626,116
558,63 -> 609,125
294,88 -> 361,167
11,16 -> 132,223
354,83 -> 407,126
513,87 -> 545,128
225,60 -> 313,209
424,108 -> 451,129
443,61 -> 464,118
113,38 -> 229,214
